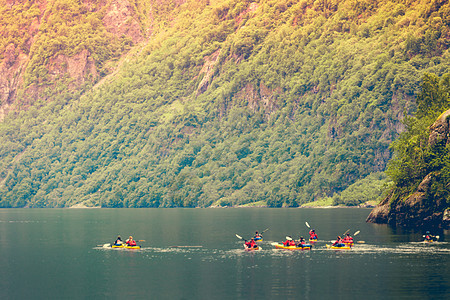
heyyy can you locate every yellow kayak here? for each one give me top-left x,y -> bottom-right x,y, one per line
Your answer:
274,243 -> 311,250
111,244 -> 141,249
326,244 -> 351,250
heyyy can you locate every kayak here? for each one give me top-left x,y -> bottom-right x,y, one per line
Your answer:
274,243 -> 311,250
111,244 -> 141,249
326,244 -> 351,250
424,239 -> 435,243
254,237 -> 263,242
244,245 -> 262,251
309,238 -> 318,243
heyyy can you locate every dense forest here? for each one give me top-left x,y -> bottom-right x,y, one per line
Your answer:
367,72 -> 450,228
0,0 -> 449,208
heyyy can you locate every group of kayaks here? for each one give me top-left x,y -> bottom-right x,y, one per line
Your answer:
239,224 -> 359,251
100,229 -> 439,251
242,237 -> 354,251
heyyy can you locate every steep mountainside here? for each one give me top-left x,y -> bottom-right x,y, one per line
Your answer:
367,109 -> 450,228
367,73 -> 450,229
0,0 -> 449,208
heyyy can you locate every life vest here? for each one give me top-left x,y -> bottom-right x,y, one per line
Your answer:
127,240 -> 137,246
343,236 -> 353,243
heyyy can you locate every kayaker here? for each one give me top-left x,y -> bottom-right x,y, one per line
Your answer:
126,236 -> 137,247
332,236 -> 344,247
343,233 -> 354,244
283,237 -> 296,247
254,231 -> 262,239
297,236 -> 306,247
114,235 -> 123,246
424,231 -> 435,241
245,238 -> 258,249
309,229 -> 318,240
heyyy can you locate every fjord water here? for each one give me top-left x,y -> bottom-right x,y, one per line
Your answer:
0,208 -> 448,299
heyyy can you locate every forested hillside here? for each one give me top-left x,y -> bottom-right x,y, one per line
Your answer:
0,0 -> 449,208
367,73 -> 450,228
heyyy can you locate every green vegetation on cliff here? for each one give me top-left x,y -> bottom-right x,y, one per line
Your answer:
0,0 -> 449,207
387,72 -> 450,203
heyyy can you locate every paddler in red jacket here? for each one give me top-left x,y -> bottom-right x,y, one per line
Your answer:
126,236 -> 137,246
332,236 -> 344,247
245,238 -> 258,249
309,229 -> 318,240
283,237 -> 296,247
343,233 -> 354,245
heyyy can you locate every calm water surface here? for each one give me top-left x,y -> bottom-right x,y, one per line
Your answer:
0,208 -> 448,299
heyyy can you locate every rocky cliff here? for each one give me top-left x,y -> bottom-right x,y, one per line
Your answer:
0,0 -> 151,120
367,110 -> 450,229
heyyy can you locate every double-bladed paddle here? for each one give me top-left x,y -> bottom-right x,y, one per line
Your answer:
236,234 -> 246,241
261,228 -> 270,234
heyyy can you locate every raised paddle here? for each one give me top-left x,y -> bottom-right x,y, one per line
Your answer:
261,228 -> 270,234
286,236 -> 293,241
305,222 -> 310,228
236,234 -> 247,241
354,231 -> 360,236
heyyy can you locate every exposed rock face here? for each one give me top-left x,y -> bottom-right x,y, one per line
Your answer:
428,110 -> 450,147
367,110 -> 450,229
197,50 -> 221,95
0,43 -> 28,106
0,0 -> 146,118
102,0 -> 145,44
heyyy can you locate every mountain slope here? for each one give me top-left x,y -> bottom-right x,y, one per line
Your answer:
0,0 -> 449,207
367,73 -> 450,229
